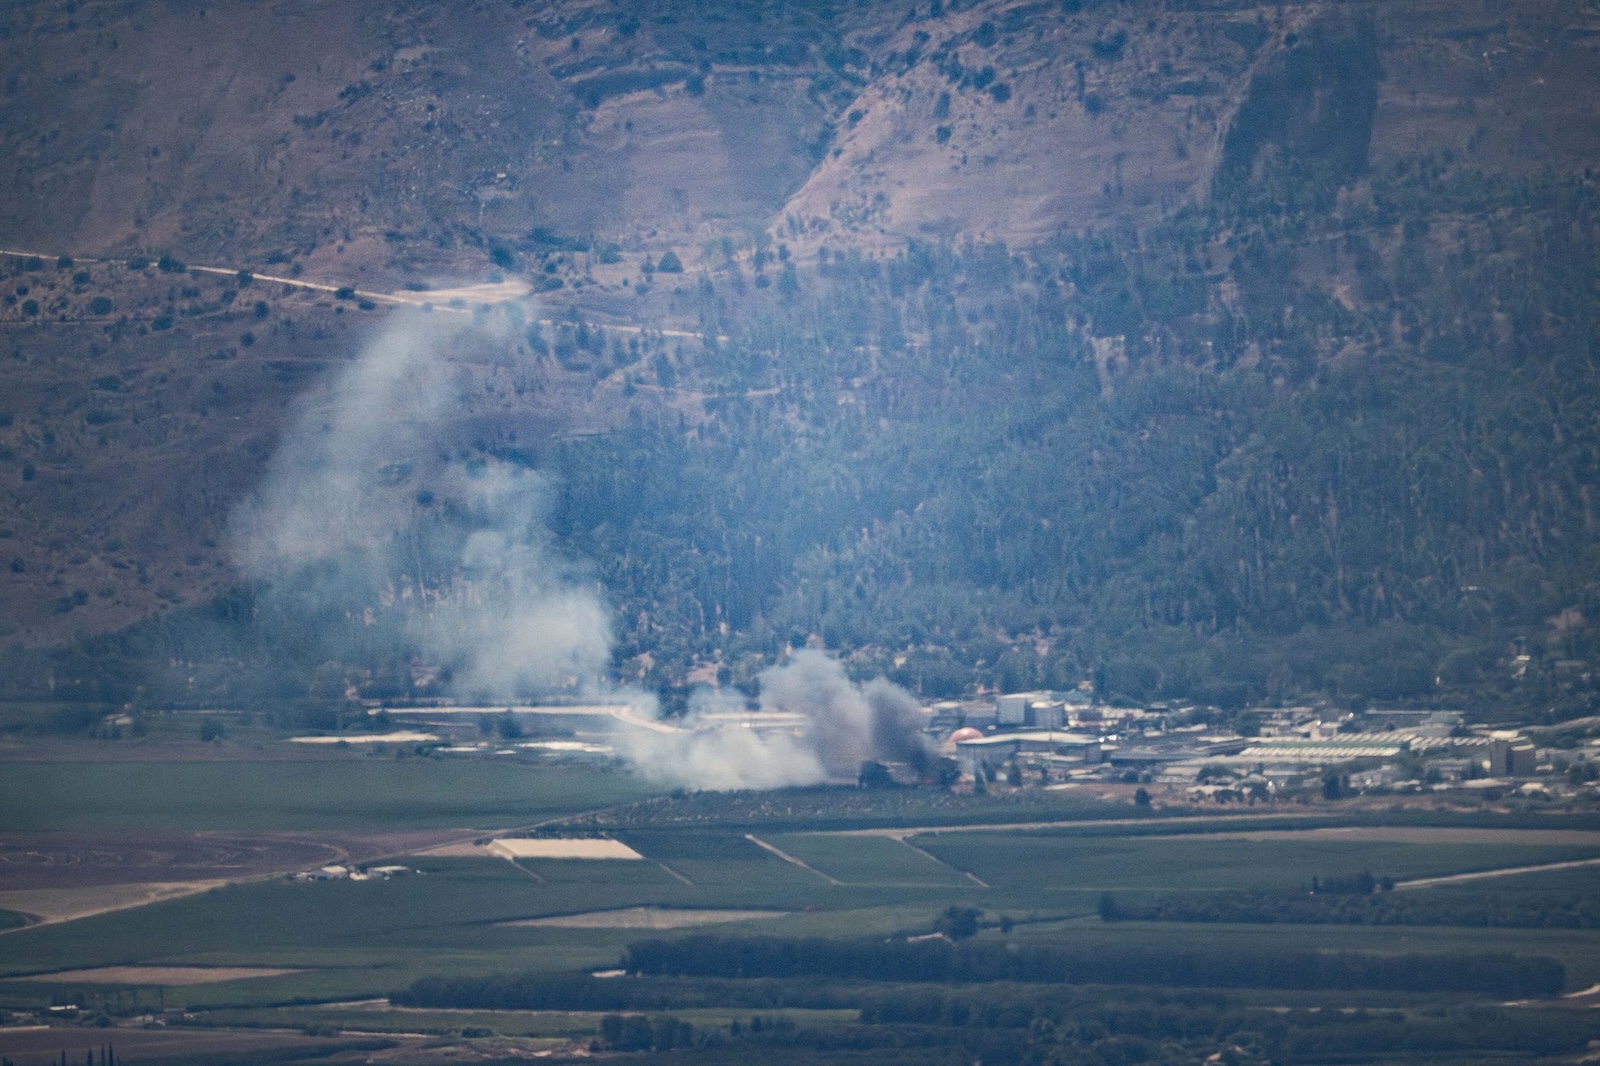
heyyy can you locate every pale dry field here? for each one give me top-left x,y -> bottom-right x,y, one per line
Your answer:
0,881 -> 225,926
487,838 -> 643,860
20,964 -> 301,985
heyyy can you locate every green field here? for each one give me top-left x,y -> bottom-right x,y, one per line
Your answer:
4,810 -> 1600,1008
5,762 -> 1600,1063
764,833 -> 976,887
614,832 -> 839,892
0,758 -> 658,831
912,831 -> 1600,895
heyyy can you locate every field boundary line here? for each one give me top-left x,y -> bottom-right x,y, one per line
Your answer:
656,861 -> 694,885
841,812 -> 1341,840
896,837 -> 989,888
504,858 -> 546,884
1395,854 -> 1600,890
744,834 -> 840,885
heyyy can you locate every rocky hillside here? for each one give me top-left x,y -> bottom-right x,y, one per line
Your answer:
4,1 -> 1597,270
1,0 -> 1598,717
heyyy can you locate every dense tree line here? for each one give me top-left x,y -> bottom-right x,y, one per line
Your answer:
394,972 -> 858,1013
397,969 -> 1600,1064
621,933 -> 1564,996
1098,889 -> 1600,928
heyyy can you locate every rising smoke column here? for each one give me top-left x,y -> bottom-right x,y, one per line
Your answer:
621,649 -> 934,789
229,311 -> 612,700
618,686 -> 828,791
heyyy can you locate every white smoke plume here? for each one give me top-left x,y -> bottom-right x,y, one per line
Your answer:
232,312 -> 930,788
619,686 -> 828,791
230,311 -> 612,699
232,315 -> 455,575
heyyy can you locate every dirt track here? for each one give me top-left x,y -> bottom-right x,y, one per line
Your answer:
1396,855 -> 1600,889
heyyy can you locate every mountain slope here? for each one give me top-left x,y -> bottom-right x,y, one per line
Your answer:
1,0 -> 1599,719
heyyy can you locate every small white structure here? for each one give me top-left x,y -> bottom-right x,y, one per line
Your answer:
288,731 -> 438,745
368,865 -> 412,878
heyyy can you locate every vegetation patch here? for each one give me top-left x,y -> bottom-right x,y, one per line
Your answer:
624,932 -> 1566,996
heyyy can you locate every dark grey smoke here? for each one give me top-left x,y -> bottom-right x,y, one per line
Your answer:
757,650 -> 934,777
624,650 -> 932,788
864,676 -> 935,773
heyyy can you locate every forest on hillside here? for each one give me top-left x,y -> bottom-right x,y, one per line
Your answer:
0,14 -> 1596,724
545,156 -> 1600,720
7,142 -> 1596,725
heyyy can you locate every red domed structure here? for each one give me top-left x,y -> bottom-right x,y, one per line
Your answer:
949,727 -> 983,743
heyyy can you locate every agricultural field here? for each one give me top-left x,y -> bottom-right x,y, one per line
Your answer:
0,756 -> 658,833
4,750 -> 1600,1061
761,832 -> 979,887
910,829 -> 1600,896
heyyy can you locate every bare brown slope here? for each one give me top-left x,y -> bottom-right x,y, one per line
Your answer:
781,0 -> 1600,251
2,0 -> 1600,650
0,260 -> 635,646
779,1 -> 1260,250
4,0 -> 1597,268
0,0 -> 843,278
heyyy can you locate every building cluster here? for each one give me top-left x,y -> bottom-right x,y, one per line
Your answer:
290,863 -> 412,882
928,694 -> 1596,803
